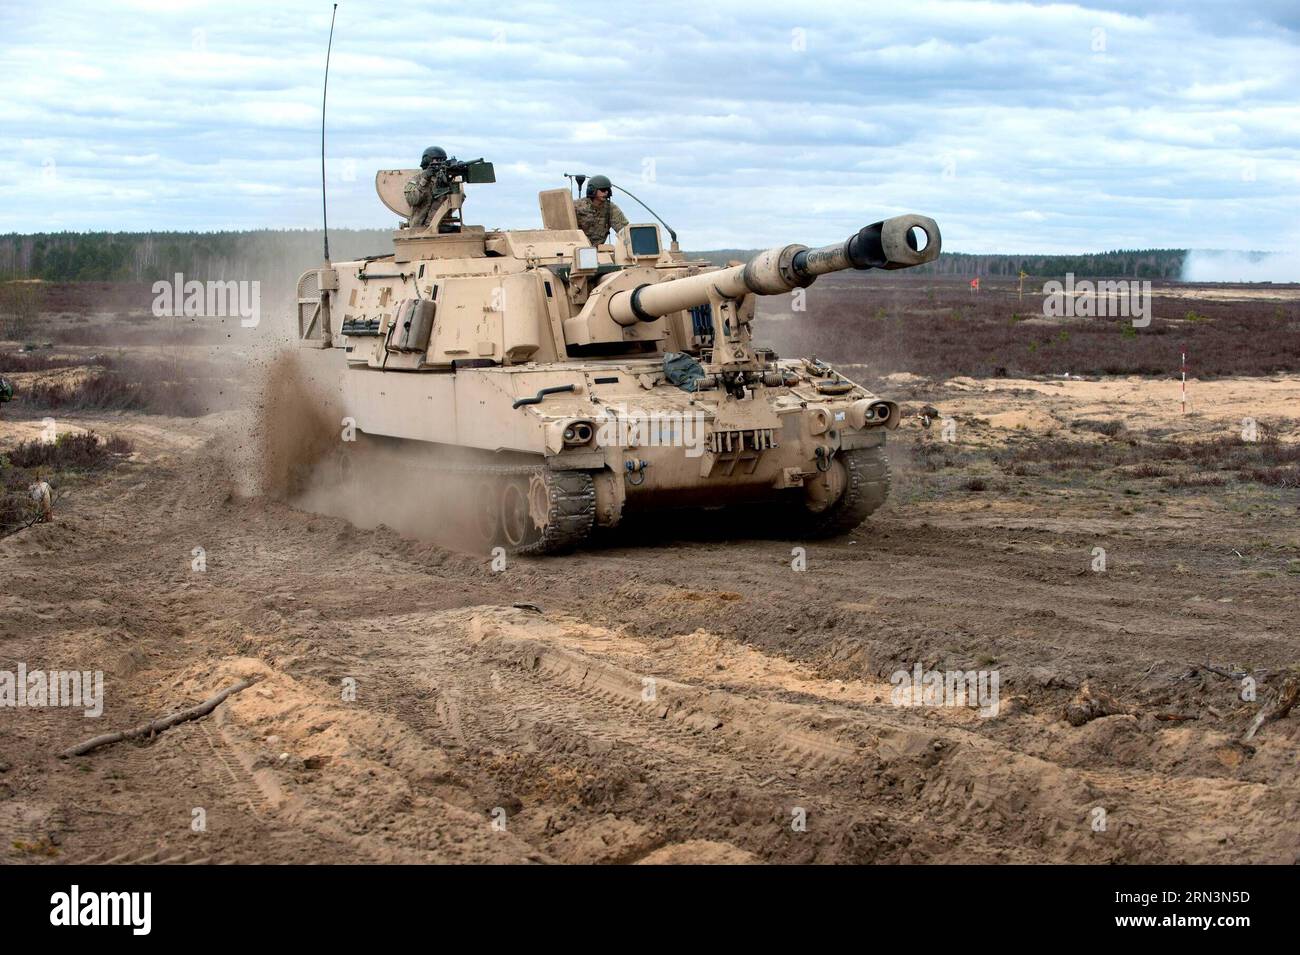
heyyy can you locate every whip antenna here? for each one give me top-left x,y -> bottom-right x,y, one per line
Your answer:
611,182 -> 677,244
321,3 -> 338,262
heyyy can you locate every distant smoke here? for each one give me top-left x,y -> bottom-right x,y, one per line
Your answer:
1180,250 -> 1300,283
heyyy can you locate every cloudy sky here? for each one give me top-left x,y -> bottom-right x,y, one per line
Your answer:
1,0 -> 1297,256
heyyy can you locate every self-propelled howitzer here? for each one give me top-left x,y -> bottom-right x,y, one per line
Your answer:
296,168 -> 941,553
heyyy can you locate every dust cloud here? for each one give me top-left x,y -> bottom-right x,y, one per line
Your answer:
229,346 -> 487,553
293,439 -> 488,554
1181,250 -> 1300,283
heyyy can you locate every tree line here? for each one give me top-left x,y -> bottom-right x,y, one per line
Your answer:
909,249 -> 1187,279
0,230 -> 390,283
0,230 -> 1189,282
695,247 -> 1188,278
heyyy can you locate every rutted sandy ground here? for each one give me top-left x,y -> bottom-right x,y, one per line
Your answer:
1,375 -> 1297,864
872,370 -> 1300,441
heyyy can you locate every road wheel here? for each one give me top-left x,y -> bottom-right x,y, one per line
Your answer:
512,469 -> 596,556
500,479 -> 537,550
474,480 -> 500,546
794,447 -> 890,538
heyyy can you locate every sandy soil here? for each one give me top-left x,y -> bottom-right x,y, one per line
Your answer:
1,373 -> 1297,864
876,370 -> 1300,437
1159,286 -> 1300,302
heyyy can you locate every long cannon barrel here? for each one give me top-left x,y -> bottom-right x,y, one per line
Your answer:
609,214 -> 940,325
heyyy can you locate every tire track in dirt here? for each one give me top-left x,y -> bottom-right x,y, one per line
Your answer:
294,605 -> 1295,863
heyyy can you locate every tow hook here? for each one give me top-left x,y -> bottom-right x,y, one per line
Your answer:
814,445 -> 835,472
624,458 -> 650,486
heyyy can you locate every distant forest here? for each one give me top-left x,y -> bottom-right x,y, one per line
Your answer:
0,230 -> 390,284
693,247 -> 1189,278
0,230 -> 1189,282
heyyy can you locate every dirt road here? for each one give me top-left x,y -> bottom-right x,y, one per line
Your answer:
1,374 -> 1297,864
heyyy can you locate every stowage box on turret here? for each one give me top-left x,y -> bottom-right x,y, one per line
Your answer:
296,161 -> 941,553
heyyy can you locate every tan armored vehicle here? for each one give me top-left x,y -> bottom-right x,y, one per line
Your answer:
296,160 -> 940,553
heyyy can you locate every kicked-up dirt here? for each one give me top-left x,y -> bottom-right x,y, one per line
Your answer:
0,367 -> 1297,864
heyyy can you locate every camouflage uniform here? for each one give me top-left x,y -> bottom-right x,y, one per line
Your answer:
404,165 -> 454,230
574,197 -> 628,246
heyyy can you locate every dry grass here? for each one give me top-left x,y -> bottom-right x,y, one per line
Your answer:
0,431 -> 134,533
761,277 -> 1300,378
1070,418 -> 1126,437
902,429 -> 1300,497
991,435 -> 1300,489
13,353 -> 239,417
0,279 -> 45,340
0,350 -> 112,372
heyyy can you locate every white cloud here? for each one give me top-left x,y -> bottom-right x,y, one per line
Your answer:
0,0 -> 1296,255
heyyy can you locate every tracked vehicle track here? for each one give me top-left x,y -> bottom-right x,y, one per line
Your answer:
800,447 -> 891,537
518,468 -> 596,555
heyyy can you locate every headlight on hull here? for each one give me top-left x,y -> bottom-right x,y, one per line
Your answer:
847,398 -> 899,430
563,420 -> 595,445
545,418 -> 597,454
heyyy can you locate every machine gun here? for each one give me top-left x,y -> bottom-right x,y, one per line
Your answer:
407,157 -> 496,233
443,157 -> 495,184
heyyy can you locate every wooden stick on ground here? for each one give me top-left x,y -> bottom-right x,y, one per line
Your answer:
1063,682 -> 1128,726
1242,674 -> 1299,742
1200,662 -> 1247,681
60,677 -> 258,758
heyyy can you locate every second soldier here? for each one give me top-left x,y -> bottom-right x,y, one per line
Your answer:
574,174 -> 628,246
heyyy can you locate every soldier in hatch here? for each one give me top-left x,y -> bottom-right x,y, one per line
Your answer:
404,146 -> 456,231
574,174 -> 628,246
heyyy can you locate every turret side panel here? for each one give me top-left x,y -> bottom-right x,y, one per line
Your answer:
501,271 -> 562,364
428,276 -> 505,366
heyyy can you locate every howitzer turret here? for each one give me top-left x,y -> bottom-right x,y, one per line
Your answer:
296,161 -> 943,554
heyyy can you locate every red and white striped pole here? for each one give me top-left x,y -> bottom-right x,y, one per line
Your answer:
1181,350 -> 1186,414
